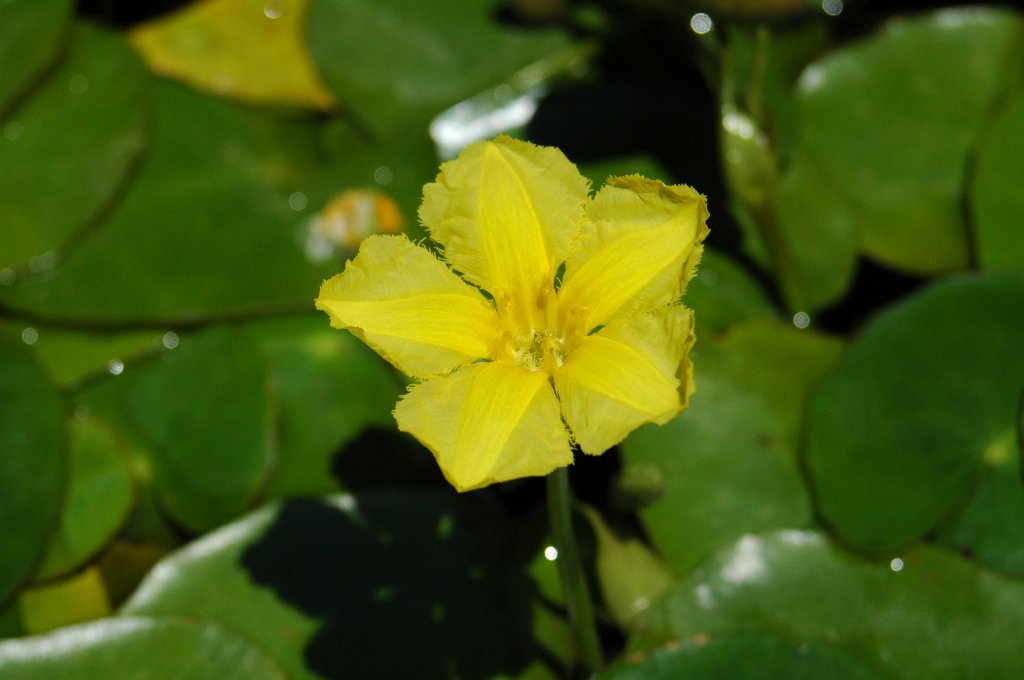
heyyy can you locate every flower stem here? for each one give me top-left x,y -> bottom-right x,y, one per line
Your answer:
547,467 -> 603,673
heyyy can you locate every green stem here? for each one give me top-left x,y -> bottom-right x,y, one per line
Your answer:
547,467 -> 603,674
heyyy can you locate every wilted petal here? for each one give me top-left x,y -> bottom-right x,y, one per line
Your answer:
315,235 -> 500,378
394,362 -> 572,492
419,136 -> 589,316
559,176 -> 708,331
556,304 -> 695,454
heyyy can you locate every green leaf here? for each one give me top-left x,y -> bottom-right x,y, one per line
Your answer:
307,0 -> 573,135
0,80 -> 337,322
796,7 -> 1024,273
771,151 -> 859,311
631,530 -> 1024,679
683,247 -> 778,330
580,507 -> 674,628
123,490 -> 568,679
970,89 -> 1024,270
0,22 -> 151,274
35,418 -> 135,580
937,426 -> 1024,576
0,616 -> 287,679
805,272 -> 1024,552
17,567 -> 110,634
0,333 -> 65,604
240,314 -> 402,499
0,0 -> 73,117
126,326 -> 274,532
599,634 -> 887,680
620,320 -> 842,574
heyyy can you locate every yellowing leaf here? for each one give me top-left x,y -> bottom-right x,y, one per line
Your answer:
130,0 -> 335,110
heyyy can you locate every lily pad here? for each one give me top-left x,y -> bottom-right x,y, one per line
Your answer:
970,89 -> 1024,270
35,418 -> 135,581
805,272 -> 1024,552
937,425 -> 1024,577
130,0 -> 336,110
126,326 -> 275,533
771,151 -> 859,311
0,77 -> 436,323
0,616 -> 287,679
123,490 -> 567,679
18,567 -> 110,634
796,8 -> 1024,273
599,634 -> 887,680
307,0 -> 573,135
631,530 -> 1024,679
240,314 -> 402,499
0,0 -> 73,117
0,333 -> 65,605
620,320 -> 842,574
0,22 -> 151,274
682,247 -> 778,330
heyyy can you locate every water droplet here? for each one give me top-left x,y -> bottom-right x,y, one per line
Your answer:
792,311 -> 810,329
822,0 -> 843,16
29,251 -> 58,273
0,268 -> 15,285
699,268 -> 719,287
107,358 -> 124,376
374,165 -> 394,186
690,12 -> 713,35
21,327 -> 38,345
493,84 -> 513,103
543,546 -> 558,561
162,331 -> 179,350
68,74 -> 89,95
288,191 -> 308,211
263,0 -> 284,19
3,121 -> 23,141
75,405 -> 90,421
890,557 -> 904,572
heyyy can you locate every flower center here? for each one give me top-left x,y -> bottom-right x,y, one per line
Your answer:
511,329 -> 566,373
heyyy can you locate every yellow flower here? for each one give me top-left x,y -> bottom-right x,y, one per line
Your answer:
315,136 -> 708,492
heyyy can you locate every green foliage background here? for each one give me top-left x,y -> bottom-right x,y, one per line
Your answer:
1,0 -> 1023,677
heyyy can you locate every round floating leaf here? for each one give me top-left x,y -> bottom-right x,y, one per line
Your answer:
307,0 -> 573,134
0,616 -> 287,679
240,314 -> 401,499
0,22 -> 151,273
127,326 -> 274,532
581,507 -> 674,628
0,0 -> 73,116
771,151 -> 859,311
17,325 -> 163,388
0,333 -> 65,604
18,567 -> 110,634
937,425 -> 1024,576
970,89 -> 1024,270
805,272 -> 1024,552
123,490 -> 567,680
631,530 -> 1024,679
35,418 -> 135,580
796,8 -> 1024,273
130,0 -> 335,110
600,634 -> 887,680
0,80 -> 340,323
620,321 -> 842,574
683,247 -> 778,330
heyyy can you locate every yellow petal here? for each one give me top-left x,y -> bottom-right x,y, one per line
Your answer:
315,234 -> 500,378
394,362 -> 572,492
419,136 -> 589,317
556,304 -> 695,454
558,176 -> 709,331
